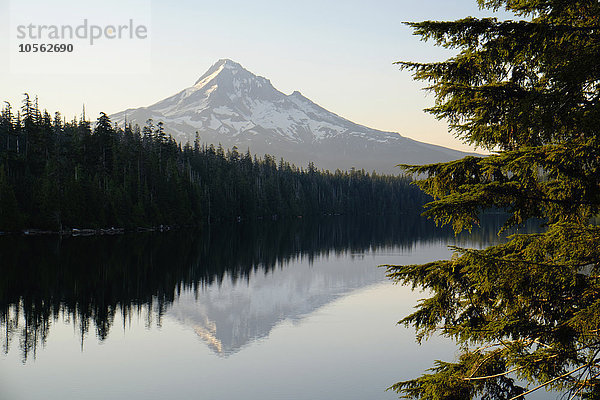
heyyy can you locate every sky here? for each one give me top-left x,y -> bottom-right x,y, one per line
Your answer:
0,0 -> 512,152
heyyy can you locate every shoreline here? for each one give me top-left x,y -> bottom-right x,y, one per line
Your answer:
4,225 -> 177,237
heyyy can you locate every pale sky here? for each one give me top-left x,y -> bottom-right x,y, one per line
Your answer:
0,0 -> 512,152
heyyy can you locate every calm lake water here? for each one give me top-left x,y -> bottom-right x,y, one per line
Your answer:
0,215 -> 520,400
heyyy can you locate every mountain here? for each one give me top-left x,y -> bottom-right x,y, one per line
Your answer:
111,59 -> 473,174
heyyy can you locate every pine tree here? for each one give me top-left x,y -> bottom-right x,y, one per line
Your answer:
0,165 -> 21,231
385,1 -> 600,399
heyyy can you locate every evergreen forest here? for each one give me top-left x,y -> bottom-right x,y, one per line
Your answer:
0,95 -> 427,231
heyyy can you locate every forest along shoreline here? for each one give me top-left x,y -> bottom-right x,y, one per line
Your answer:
0,98 -> 430,235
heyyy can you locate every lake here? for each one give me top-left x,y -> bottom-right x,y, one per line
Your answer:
0,215 -> 521,400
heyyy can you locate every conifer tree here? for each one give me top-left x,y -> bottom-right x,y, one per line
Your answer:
0,166 -> 20,230
385,1 -> 600,399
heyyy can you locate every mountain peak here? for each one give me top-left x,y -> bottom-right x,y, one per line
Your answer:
216,58 -> 243,70
194,59 -> 246,86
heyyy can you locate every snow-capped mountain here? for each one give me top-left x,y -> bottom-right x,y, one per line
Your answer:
111,59 -> 472,173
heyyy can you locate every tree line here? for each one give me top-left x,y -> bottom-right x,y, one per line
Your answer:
0,96 -> 428,231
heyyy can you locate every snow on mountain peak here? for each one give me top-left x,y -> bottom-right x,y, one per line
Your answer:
194,59 -> 245,86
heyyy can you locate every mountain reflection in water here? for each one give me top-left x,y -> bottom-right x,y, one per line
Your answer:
0,214 -> 510,362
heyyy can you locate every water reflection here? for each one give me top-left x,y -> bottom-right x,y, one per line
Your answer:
170,253 -> 387,356
0,214 -> 510,362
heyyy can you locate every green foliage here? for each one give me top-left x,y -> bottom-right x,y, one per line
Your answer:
0,97 -> 426,231
385,0 -> 600,398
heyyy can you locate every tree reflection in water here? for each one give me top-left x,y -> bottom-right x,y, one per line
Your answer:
0,214 -> 512,362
